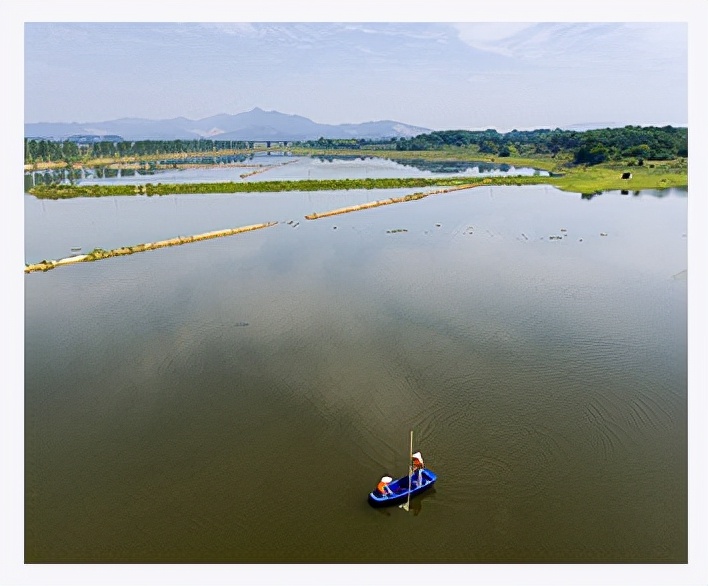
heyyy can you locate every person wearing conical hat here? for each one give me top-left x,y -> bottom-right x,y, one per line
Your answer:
412,451 -> 425,486
377,475 -> 394,496
412,451 -> 424,470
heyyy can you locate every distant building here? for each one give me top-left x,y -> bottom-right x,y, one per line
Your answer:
68,134 -> 124,144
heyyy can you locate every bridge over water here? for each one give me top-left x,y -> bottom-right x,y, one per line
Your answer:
247,141 -> 293,149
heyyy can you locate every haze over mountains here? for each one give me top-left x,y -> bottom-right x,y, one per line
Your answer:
25,108 -> 431,141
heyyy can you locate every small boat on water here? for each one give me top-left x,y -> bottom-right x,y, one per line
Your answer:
368,430 -> 437,508
367,467 -> 437,507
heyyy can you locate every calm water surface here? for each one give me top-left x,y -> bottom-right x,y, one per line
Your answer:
24,154 -> 547,190
25,175 -> 687,562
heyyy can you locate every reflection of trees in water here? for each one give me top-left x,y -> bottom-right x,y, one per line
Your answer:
314,155 -> 364,163
152,153 -> 254,166
396,159 -> 512,174
24,168 -> 84,189
23,154 -> 260,189
582,188 -> 677,200
312,155 -> 512,174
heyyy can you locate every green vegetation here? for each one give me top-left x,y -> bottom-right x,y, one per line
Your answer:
28,176 -> 540,200
24,138 -> 252,166
393,126 -> 687,162
546,161 -> 686,194
25,125 -> 687,199
28,157 -> 686,200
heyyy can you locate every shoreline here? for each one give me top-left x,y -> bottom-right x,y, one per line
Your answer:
25,222 -> 277,273
304,182 -> 488,219
26,170 -> 687,200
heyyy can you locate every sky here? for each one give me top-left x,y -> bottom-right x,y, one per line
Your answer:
23,20 -> 688,131
4,2 -> 708,586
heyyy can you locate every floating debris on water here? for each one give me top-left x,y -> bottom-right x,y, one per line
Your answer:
234,322 -> 250,327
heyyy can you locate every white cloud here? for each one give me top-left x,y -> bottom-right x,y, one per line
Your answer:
198,23 -> 262,37
454,22 -> 687,69
453,23 -> 537,55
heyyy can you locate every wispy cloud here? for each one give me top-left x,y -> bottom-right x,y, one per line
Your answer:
342,23 -> 448,41
454,22 -> 686,70
197,23 -> 262,37
452,23 -> 537,56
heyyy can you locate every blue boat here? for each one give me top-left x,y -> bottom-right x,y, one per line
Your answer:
368,468 -> 438,507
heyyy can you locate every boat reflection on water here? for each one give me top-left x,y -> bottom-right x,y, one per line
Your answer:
374,488 -> 437,517
409,487 -> 436,517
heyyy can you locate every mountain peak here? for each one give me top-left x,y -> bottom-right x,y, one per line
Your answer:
25,108 -> 431,141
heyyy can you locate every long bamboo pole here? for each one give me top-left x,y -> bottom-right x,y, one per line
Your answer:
401,430 -> 413,511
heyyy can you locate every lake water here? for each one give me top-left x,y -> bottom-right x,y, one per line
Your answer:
24,153 -> 548,190
24,160 -> 687,563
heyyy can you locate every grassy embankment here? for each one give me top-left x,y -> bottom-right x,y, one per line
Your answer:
304,181 -> 490,219
549,161 -> 686,193
24,149 -> 258,171
30,175 -> 546,199
27,147 -> 687,199
25,222 -> 277,273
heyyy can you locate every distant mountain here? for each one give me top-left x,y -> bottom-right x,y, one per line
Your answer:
24,108 -> 431,141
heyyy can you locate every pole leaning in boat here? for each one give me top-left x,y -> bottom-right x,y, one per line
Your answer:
401,430 -> 413,511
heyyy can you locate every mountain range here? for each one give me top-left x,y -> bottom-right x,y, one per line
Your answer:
24,108 -> 431,142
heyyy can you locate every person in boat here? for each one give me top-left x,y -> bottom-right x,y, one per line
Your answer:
412,452 -> 424,486
377,475 -> 394,496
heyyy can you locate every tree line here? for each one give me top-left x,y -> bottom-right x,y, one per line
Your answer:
393,126 -> 687,164
25,126 -> 687,166
24,138 -> 251,164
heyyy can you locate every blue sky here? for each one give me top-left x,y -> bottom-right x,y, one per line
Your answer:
24,20 -> 688,131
